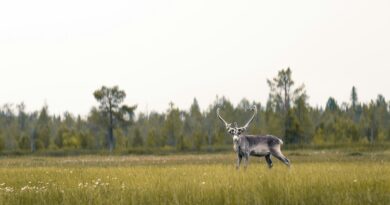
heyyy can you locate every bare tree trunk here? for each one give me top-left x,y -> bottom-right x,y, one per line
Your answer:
108,126 -> 114,152
108,101 -> 115,152
30,137 -> 35,152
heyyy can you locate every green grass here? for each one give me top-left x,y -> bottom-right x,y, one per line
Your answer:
0,151 -> 390,205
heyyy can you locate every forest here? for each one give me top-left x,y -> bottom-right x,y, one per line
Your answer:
1,68 -> 389,154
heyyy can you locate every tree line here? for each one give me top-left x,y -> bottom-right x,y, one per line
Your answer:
0,68 -> 389,153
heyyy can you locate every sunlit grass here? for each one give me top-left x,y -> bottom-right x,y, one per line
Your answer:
0,152 -> 389,205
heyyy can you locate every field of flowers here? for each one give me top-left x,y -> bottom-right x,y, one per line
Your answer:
0,151 -> 389,205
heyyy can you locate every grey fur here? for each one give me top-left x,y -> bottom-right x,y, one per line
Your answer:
217,106 -> 290,169
234,134 -> 290,169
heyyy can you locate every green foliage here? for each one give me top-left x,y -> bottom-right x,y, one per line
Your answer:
176,134 -> 187,151
18,133 -> 30,150
93,86 -> 136,152
294,94 -> 313,143
193,131 -> 203,151
55,126 -> 66,149
351,86 -> 358,110
63,132 -> 80,149
264,100 -> 283,136
162,103 -> 183,147
29,105 -> 52,151
0,133 -> 4,151
267,68 -> 307,143
114,129 -> 127,149
146,129 -> 157,147
326,97 -> 339,112
79,132 -> 93,149
313,127 -> 325,145
1,72 -> 390,154
56,126 -> 80,149
285,110 -> 304,144
132,128 -> 143,147
267,67 -> 305,112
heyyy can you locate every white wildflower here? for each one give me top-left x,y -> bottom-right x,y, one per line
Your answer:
5,187 -> 14,192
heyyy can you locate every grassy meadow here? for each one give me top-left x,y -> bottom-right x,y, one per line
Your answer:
0,149 -> 390,205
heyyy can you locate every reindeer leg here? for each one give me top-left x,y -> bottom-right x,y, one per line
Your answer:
265,154 -> 273,169
236,154 -> 242,170
271,149 -> 290,167
243,154 -> 249,170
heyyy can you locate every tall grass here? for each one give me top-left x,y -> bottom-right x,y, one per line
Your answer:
0,153 -> 389,205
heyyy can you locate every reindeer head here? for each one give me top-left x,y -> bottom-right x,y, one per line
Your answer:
216,105 -> 257,137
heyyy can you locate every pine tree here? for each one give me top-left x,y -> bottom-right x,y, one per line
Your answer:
93,86 -> 137,152
267,68 -> 305,142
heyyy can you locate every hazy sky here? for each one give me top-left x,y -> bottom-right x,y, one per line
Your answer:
1,0 -> 389,116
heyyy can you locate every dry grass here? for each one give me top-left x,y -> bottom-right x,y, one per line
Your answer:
0,151 -> 389,205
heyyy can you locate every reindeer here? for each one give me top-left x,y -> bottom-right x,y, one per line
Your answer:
217,106 -> 290,169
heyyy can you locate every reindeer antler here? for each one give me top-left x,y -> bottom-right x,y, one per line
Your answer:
216,107 -> 230,127
237,105 -> 257,133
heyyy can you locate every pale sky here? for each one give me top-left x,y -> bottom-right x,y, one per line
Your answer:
0,0 -> 389,116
